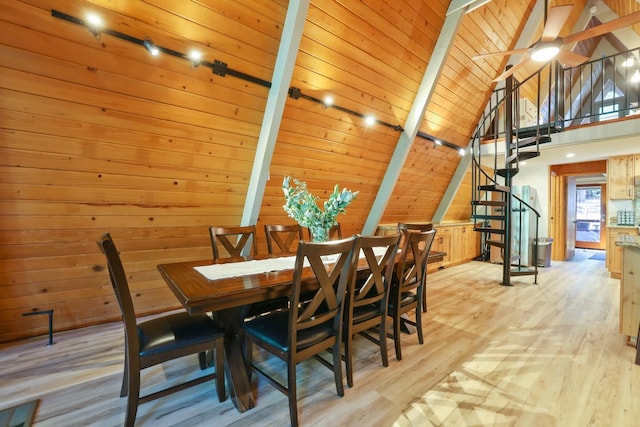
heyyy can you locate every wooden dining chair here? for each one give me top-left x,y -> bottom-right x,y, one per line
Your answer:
244,237 -> 357,427
307,223 -> 342,241
388,229 -> 436,360
397,222 -> 433,312
97,233 -> 226,427
397,222 -> 433,233
264,223 -> 304,254
209,225 -> 257,259
344,233 -> 401,387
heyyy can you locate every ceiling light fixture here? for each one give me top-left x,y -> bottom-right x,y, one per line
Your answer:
364,115 -> 376,127
416,131 -> 465,154
187,50 -> 203,68
51,9 -> 272,88
85,13 -> 103,39
287,87 -> 404,132
143,38 -> 160,56
530,40 -> 562,62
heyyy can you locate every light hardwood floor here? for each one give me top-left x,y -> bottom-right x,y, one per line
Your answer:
2,250 -> 639,426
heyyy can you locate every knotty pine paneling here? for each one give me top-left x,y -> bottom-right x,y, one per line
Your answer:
0,0 -> 282,342
1,0 -> 556,342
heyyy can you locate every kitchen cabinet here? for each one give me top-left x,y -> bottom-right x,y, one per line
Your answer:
608,155 -> 634,200
430,225 -> 452,271
453,224 -> 480,263
619,242 -> 640,338
378,223 -> 479,273
607,227 -> 638,278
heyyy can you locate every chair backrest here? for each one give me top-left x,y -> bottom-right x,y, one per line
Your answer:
209,225 -> 257,259
395,229 -> 437,295
308,223 -> 342,241
264,224 -> 304,254
397,222 -> 433,248
96,233 -> 140,354
289,237 -> 357,347
397,222 -> 433,232
348,233 -> 401,315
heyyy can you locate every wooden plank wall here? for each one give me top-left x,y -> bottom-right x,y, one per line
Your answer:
0,0 -> 283,341
1,0 -> 535,342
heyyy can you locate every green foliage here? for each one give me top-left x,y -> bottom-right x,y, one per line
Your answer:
282,176 -> 358,241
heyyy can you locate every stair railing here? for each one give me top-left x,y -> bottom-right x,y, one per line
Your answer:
511,193 -> 541,284
469,63 -> 557,286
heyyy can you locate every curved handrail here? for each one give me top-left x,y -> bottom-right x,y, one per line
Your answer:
512,193 -> 540,218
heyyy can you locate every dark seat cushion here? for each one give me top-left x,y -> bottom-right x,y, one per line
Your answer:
351,304 -> 381,324
244,310 -> 334,352
388,291 -> 418,314
138,313 -> 224,358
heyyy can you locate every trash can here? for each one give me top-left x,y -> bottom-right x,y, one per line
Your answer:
531,238 -> 553,267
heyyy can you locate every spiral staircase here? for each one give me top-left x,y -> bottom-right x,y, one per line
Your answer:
469,69 -> 549,286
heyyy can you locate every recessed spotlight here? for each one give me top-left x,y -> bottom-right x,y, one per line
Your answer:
458,148 -> 465,156
323,95 -> 334,107
566,153 -> 575,158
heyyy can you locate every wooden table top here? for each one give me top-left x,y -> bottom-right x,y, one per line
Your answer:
158,251 -> 445,314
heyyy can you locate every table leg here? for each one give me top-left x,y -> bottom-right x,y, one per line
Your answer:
215,308 -> 255,412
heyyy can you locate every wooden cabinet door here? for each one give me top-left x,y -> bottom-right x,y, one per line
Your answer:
465,225 -> 480,260
608,155 -> 633,200
452,226 -> 465,263
621,247 -> 640,336
433,226 -> 452,267
608,228 -> 638,277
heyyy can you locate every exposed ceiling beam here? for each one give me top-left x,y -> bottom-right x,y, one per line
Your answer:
362,4 -> 467,234
447,0 -> 493,16
241,1 -> 310,228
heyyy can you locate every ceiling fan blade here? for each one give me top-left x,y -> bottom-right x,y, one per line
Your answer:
563,10 -> 640,45
493,56 -> 532,82
473,47 -> 529,61
541,5 -> 574,41
555,49 -> 589,67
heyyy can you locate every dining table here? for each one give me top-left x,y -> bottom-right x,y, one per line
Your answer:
157,249 -> 445,413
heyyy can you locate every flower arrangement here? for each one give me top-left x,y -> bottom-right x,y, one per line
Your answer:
282,176 -> 358,242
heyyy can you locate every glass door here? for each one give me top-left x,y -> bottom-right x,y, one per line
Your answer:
575,185 -> 606,249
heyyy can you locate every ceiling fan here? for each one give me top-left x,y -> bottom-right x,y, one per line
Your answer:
473,2 -> 640,82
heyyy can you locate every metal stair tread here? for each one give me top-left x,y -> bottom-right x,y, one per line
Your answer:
510,135 -> 552,149
496,168 -> 518,178
510,266 -> 537,276
512,125 -> 560,138
477,184 -> 510,193
505,151 -> 540,164
472,200 -> 506,206
474,227 -> 505,235
485,239 -> 504,248
471,214 -> 505,221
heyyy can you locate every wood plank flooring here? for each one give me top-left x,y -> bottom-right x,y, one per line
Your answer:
1,249 -> 639,426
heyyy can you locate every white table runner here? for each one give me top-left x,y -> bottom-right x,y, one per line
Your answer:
194,247 -> 387,281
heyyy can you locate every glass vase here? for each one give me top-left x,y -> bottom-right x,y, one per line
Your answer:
310,226 -> 329,243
